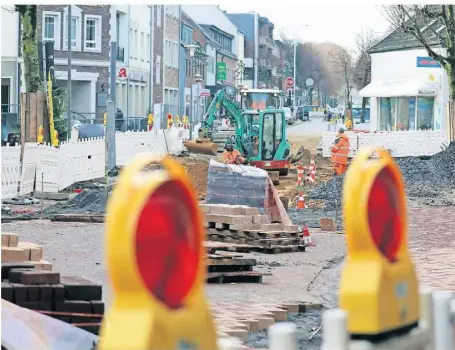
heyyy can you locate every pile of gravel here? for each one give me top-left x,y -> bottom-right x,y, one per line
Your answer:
44,188 -> 112,215
288,144 -> 455,228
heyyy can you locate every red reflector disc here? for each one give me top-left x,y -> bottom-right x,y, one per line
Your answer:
135,180 -> 200,309
367,167 -> 402,262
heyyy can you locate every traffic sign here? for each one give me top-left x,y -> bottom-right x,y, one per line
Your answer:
285,77 -> 294,88
328,97 -> 339,109
116,66 -> 129,80
340,148 -> 419,340
200,89 -> 210,97
305,78 -> 314,87
99,154 -> 217,349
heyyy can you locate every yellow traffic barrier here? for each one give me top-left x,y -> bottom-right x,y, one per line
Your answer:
99,154 -> 217,350
37,125 -> 44,144
174,115 -> 181,125
340,147 -> 419,340
52,130 -> 59,147
167,113 -> 173,129
147,113 -> 154,131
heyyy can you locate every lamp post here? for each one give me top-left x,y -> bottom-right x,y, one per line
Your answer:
184,42 -> 207,140
235,60 -> 245,87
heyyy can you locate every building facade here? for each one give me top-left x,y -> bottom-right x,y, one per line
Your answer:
35,5 -> 112,120
226,12 -> 259,89
360,21 -> 449,134
1,5 -> 20,114
163,5 -> 180,116
182,5 -> 240,96
114,5 -> 153,122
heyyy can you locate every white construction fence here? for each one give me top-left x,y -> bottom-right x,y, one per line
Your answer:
218,290 -> 455,350
322,130 -> 449,158
1,127 -> 190,200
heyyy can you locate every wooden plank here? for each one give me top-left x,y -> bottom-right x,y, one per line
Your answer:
207,258 -> 256,266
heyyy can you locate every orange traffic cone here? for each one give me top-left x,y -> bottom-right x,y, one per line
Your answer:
297,192 -> 307,209
308,157 -> 316,183
296,164 -> 304,186
302,224 -> 314,246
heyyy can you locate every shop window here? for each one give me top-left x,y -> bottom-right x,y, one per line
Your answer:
416,97 -> 434,130
395,97 -> 415,131
379,97 -> 393,131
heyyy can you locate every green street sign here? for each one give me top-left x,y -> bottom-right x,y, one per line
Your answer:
216,62 -> 227,81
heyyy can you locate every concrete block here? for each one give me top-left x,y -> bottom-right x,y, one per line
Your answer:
2,234 -> 9,247
2,233 -> 19,247
253,215 -> 271,224
284,225 -> 299,232
198,204 -> 211,213
18,242 -> 43,261
243,207 -> 259,216
320,218 -> 336,232
260,224 -> 285,232
209,204 -> 245,216
2,247 -> 27,263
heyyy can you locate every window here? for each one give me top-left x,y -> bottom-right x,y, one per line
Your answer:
116,14 -> 120,43
84,15 -> 102,52
165,40 -> 179,68
130,28 -> 134,58
182,25 -> 192,45
63,6 -> 82,51
206,57 -> 214,74
379,97 -> 393,131
416,97 -> 434,130
42,12 -> 61,50
141,32 -> 145,60
164,88 -> 178,115
135,30 -> 139,59
146,34 -> 150,61
395,97 -> 415,131
156,5 -> 162,27
156,56 -> 161,84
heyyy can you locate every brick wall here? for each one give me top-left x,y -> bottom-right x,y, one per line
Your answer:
36,5 -> 111,61
164,15 -> 179,88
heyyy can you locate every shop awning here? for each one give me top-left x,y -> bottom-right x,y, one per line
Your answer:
359,79 -> 437,97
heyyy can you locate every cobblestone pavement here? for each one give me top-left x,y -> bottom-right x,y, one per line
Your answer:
2,206 -> 454,308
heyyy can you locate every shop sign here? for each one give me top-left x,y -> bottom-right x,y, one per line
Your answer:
129,70 -> 148,83
417,89 -> 436,96
416,57 -> 441,68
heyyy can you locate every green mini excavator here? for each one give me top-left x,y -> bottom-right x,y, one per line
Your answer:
196,89 -> 291,175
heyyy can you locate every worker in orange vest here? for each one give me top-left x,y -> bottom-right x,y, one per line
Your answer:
331,128 -> 350,175
222,143 -> 246,165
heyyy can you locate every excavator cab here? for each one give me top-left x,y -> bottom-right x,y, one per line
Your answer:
242,109 -> 291,175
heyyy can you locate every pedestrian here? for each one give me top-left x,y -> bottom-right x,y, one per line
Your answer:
115,108 -> 124,131
331,128 -> 350,175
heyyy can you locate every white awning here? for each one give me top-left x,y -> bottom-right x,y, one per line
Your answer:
359,80 -> 437,97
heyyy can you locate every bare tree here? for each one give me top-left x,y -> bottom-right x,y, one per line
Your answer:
382,5 -> 454,100
355,29 -> 377,122
328,47 -> 355,113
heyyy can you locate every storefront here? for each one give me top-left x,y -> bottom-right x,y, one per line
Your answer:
360,50 -> 449,134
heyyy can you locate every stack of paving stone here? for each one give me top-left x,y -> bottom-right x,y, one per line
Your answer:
2,232 -> 52,270
1,233 -> 104,335
210,299 -> 323,341
200,204 -> 306,254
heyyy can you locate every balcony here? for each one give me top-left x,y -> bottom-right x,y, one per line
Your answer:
116,46 -> 125,62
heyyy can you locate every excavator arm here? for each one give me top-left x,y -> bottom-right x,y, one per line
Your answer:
198,89 -> 244,147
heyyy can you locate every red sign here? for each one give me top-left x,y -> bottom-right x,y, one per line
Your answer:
285,77 -> 294,88
117,66 -> 129,80
135,180 -> 200,310
367,167 -> 402,263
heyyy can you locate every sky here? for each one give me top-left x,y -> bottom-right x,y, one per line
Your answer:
221,3 -> 391,52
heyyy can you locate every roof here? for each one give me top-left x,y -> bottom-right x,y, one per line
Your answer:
369,8 -> 447,54
182,11 -> 220,48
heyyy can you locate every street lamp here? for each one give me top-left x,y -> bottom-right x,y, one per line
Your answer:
235,60 -> 245,87
184,42 -> 207,140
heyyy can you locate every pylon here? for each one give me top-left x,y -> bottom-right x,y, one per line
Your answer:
297,192 -> 308,209
296,165 -> 304,186
302,224 -> 314,246
308,157 -> 316,183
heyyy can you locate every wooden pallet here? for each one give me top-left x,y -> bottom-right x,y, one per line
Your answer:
204,241 -> 306,254
206,251 -> 269,284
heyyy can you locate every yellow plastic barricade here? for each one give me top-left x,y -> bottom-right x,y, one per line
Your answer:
99,154 -> 217,350
340,147 -> 419,341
